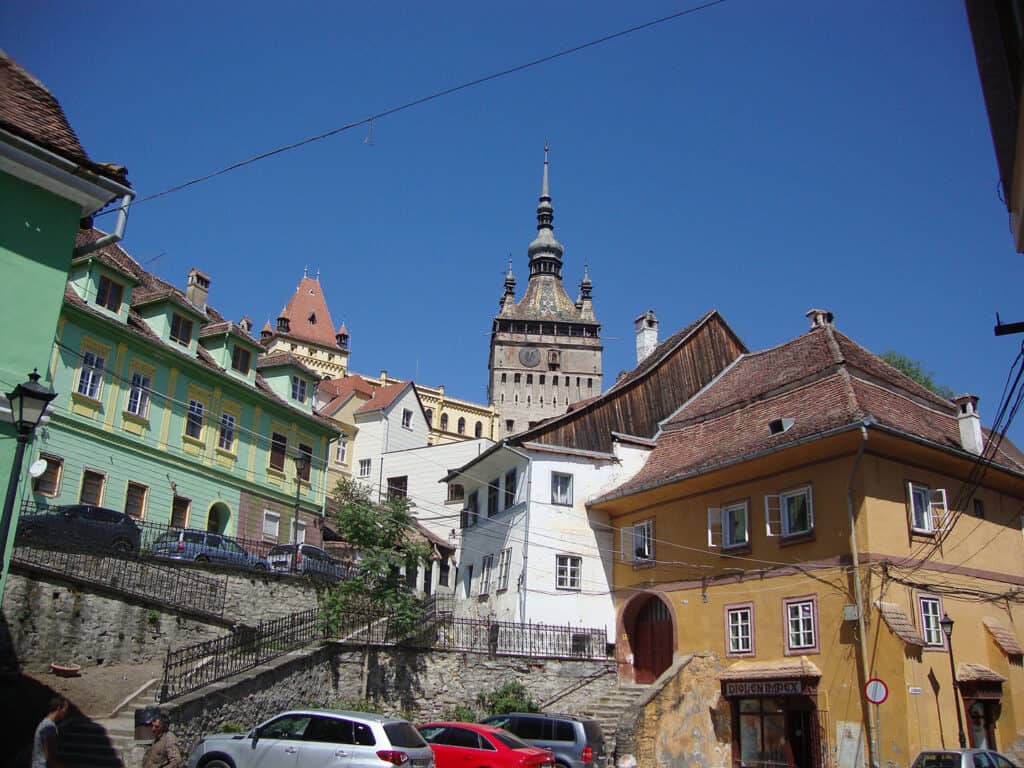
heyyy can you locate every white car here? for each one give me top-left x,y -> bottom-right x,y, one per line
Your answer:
186,709 -> 435,768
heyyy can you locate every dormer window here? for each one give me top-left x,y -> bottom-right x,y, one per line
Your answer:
291,376 -> 308,403
308,312 -> 317,324
231,346 -> 251,375
170,313 -> 193,346
96,275 -> 123,312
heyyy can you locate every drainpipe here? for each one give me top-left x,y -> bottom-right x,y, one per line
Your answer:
74,190 -> 134,258
847,422 -> 878,768
506,444 -> 532,623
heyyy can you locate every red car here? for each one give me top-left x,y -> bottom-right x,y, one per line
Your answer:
418,722 -> 555,768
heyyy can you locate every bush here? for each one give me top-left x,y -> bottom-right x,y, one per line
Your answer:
442,703 -> 479,723
215,721 -> 247,733
477,681 -> 538,716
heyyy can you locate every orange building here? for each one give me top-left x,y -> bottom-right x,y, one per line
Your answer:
591,309 -> 1024,768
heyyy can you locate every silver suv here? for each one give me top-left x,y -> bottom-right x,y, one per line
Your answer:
480,713 -> 607,768
186,709 -> 434,768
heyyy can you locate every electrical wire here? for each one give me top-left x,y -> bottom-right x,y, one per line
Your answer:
94,1 -> 730,213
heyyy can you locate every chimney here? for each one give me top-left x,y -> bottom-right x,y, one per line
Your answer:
953,394 -> 984,454
186,268 -> 210,310
806,308 -> 834,329
635,310 -> 659,364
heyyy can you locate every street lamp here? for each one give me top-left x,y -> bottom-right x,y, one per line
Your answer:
939,613 -> 967,748
291,449 -> 310,571
1,370 -> 57,567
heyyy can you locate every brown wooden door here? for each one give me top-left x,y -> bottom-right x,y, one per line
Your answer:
633,598 -> 672,683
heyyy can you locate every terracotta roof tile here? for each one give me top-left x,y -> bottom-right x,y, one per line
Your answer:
983,617 -> 1024,656
719,657 -> 821,680
277,276 -> 341,348
0,51 -> 128,185
318,375 -> 377,400
877,601 -> 926,647
601,322 -> 1024,501
957,663 -> 1006,682
198,320 -> 262,348
256,352 -> 318,378
354,382 -> 411,416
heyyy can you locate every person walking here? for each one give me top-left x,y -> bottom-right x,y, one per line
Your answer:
31,696 -> 69,768
142,711 -> 184,768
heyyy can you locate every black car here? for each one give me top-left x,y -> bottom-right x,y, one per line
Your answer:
267,543 -> 348,581
16,505 -> 142,553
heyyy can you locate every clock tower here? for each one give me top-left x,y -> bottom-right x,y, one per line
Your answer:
487,146 -> 602,437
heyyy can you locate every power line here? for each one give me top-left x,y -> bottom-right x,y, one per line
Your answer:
96,0 -> 730,212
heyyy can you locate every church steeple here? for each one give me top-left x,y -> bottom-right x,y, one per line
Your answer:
527,142 -> 564,279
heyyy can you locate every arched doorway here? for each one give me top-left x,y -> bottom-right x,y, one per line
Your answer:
624,595 -> 674,683
206,502 -> 231,534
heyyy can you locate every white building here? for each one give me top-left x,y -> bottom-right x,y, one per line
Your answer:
446,309 -> 748,643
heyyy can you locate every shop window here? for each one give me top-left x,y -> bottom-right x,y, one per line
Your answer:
737,698 -> 787,768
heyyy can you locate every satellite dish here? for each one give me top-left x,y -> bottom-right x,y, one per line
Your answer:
28,459 -> 48,479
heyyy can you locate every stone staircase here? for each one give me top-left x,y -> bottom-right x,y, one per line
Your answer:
575,683 -> 651,761
58,679 -> 160,768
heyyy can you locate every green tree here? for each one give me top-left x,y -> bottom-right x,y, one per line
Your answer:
879,351 -> 955,399
477,681 -> 539,715
321,476 -> 432,638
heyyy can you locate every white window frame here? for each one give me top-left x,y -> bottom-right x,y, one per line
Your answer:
218,413 -> 236,451
402,408 -> 413,428
497,547 -> 512,591
918,594 -> 945,647
294,520 -> 307,545
185,399 -> 205,440
621,519 -> 654,563
726,604 -> 754,656
555,554 -> 582,591
551,472 -> 573,506
358,458 -> 371,478
765,486 -> 814,537
335,439 -> 348,465
908,482 -> 949,534
708,501 -> 749,548
263,510 -> 281,541
77,350 -> 105,399
480,554 -> 494,596
291,376 -> 308,403
783,596 -> 818,654
125,371 -> 151,417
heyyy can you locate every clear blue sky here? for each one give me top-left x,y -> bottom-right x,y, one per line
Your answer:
5,1 -> 1024,444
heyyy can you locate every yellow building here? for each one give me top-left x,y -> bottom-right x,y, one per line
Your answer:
591,309 -> 1024,768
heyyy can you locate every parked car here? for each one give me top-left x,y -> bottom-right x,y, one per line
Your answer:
480,713 -> 607,768
267,543 -> 347,580
16,505 -> 142,553
151,529 -> 269,570
185,709 -> 434,768
911,750 -> 1018,768
419,722 -> 555,768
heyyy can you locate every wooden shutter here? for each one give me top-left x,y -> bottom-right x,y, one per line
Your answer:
707,507 -> 722,548
620,526 -> 634,562
765,495 -> 782,536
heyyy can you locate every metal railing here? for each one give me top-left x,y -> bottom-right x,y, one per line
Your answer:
159,608 -> 322,702
12,544 -> 227,617
424,615 -> 608,659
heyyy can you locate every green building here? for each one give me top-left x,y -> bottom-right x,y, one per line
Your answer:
27,234 -> 339,547
0,51 -> 134,600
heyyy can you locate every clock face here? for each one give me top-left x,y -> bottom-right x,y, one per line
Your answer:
519,347 -> 540,367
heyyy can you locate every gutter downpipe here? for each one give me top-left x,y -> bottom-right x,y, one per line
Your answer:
506,444 -> 532,624
74,190 -> 134,258
847,422 -> 878,768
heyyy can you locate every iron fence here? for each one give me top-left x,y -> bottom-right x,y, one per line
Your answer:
12,544 -> 227,617
424,615 -> 608,659
160,607 -> 322,702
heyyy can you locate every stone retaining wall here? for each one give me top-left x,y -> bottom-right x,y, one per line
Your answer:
1,566 -> 321,669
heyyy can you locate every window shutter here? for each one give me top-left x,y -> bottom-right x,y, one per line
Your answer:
805,490 -> 815,532
620,526 -> 633,562
906,481 -> 917,530
707,507 -> 722,548
929,488 -> 949,532
765,495 -> 782,537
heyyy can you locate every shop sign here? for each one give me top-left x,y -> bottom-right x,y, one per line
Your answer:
724,679 -> 805,697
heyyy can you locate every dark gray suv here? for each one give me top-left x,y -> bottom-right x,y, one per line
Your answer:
480,713 -> 607,768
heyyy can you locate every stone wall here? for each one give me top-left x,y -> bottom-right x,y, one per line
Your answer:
158,642 -> 616,758
2,565 -> 321,669
619,653 -> 732,768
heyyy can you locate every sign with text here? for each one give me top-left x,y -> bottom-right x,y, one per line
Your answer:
724,679 -> 805,697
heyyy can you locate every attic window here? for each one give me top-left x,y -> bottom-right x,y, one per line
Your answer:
768,418 -> 795,436
309,312 -> 317,324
